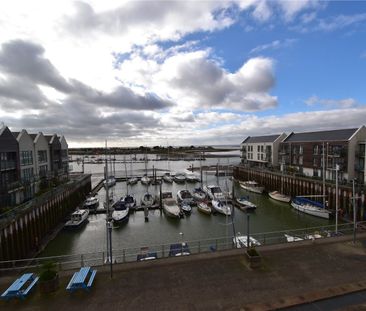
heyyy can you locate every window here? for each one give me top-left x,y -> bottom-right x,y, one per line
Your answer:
0,152 -> 17,170
38,150 -> 47,163
22,167 -> 33,181
260,154 -> 263,160
20,150 -> 33,166
313,145 -> 319,155
257,153 -> 260,160
299,145 -> 303,155
260,145 -> 264,153
257,145 -> 260,152
39,165 -> 48,177
299,156 -> 303,165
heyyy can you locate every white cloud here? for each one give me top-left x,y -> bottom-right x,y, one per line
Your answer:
305,96 -> 358,109
117,48 -> 277,111
250,38 -> 297,54
277,0 -> 321,22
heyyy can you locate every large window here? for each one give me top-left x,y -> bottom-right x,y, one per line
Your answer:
39,165 -> 48,177
22,167 -> 33,182
20,150 -> 33,166
38,150 -> 48,163
0,152 -> 17,170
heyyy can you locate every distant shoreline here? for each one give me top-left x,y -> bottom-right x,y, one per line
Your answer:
69,145 -> 240,156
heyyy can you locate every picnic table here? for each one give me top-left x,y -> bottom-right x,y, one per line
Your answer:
66,267 -> 97,292
1,273 -> 39,301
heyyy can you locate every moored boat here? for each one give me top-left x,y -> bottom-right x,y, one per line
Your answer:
236,196 -> 257,211
83,196 -> 99,212
291,197 -> 332,219
180,203 -> 192,215
123,194 -> 136,211
65,209 -> 89,228
140,175 -> 151,185
233,234 -> 261,248
197,201 -> 211,215
137,247 -> 158,261
173,172 -> 186,183
269,191 -> 291,203
186,173 -> 200,183
111,200 -> 129,223
177,189 -> 194,205
141,192 -> 155,208
192,187 -> 206,201
203,185 -> 225,200
162,192 -> 182,218
127,177 -> 138,185
104,176 -> 116,188
239,180 -> 264,194
211,199 -> 231,216
162,172 -> 173,183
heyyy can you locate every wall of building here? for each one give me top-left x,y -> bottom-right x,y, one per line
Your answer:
0,174 -> 91,263
348,126 -> 366,180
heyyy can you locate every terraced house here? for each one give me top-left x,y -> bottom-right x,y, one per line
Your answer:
0,125 -> 69,209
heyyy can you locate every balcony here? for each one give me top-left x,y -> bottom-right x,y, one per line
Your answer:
0,181 -> 24,194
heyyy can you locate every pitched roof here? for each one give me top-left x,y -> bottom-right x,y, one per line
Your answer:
242,134 -> 283,144
29,134 -> 37,140
284,128 -> 358,143
11,131 -> 20,139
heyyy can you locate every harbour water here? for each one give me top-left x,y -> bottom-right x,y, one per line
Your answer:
40,154 -> 334,257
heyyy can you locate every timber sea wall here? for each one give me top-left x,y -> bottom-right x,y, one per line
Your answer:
233,166 -> 366,221
0,174 -> 91,262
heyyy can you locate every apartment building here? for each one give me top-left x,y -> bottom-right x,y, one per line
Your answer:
279,126 -> 366,182
241,133 -> 287,168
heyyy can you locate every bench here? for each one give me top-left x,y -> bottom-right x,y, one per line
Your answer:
1,273 -> 39,301
66,267 -> 97,292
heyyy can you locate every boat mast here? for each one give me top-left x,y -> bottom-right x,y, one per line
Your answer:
124,155 -> 128,195
322,142 -> 326,208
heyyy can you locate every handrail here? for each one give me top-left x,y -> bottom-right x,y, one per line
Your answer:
0,221 -> 362,272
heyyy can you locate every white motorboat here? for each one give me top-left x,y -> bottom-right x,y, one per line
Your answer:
284,234 -> 304,242
186,173 -> 200,183
83,196 -> 99,212
162,172 -> 173,183
305,233 -> 322,240
211,199 -> 231,216
127,177 -> 138,185
104,176 -> 116,188
192,187 -> 206,201
65,209 -> 89,228
141,192 -> 155,208
203,185 -> 225,200
173,173 -> 186,183
197,201 -> 211,215
233,234 -> 261,248
177,189 -> 194,205
236,196 -> 257,211
111,200 -> 129,223
140,175 -> 151,185
123,194 -> 137,211
162,192 -> 182,218
239,181 -> 264,194
291,197 -> 332,219
269,191 -> 291,203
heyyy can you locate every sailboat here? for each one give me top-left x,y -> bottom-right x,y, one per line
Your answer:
127,154 -> 138,185
290,143 -> 332,219
141,151 -> 151,185
269,164 -> 291,203
122,157 -> 136,212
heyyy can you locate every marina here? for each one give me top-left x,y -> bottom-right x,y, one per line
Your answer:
39,154 -> 334,258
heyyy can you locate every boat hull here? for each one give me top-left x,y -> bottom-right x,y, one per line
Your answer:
291,202 -> 331,219
268,191 -> 291,203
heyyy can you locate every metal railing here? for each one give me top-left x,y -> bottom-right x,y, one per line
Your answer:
0,222 -> 361,273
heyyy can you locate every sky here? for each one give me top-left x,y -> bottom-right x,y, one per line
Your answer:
0,0 -> 366,147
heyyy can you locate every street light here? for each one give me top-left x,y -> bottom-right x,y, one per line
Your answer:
335,164 -> 339,234
179,232 -> 184,255
107,221 -> 113,278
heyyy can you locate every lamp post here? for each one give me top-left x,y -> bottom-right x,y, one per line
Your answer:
179,232 -> 184,255
246,214 -> 250,250
353,179 -> 356,244
107,221 -> 113,278
335,164 -> 339,235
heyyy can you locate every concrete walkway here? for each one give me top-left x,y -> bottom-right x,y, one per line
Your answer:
2,235 -> 366,310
